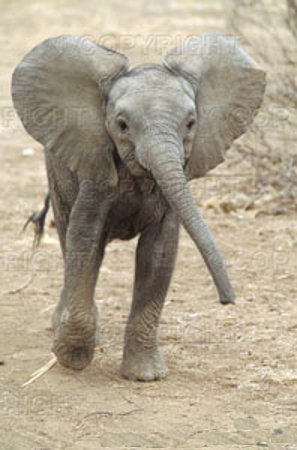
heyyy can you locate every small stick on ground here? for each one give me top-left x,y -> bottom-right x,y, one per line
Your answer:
22,354 -> 57,387
84,407 -> 144,419
6,275 -> 34,295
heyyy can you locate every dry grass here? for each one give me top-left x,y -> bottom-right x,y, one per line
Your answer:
226,0 -> 297,214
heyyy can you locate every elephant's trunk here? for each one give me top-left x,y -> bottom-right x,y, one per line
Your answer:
139,138 -> 235,304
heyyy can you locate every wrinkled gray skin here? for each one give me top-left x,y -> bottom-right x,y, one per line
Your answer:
12,34 -> 265,380
49,68 -> 211,380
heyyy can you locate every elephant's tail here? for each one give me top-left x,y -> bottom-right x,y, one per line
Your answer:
23,192 -> 51,248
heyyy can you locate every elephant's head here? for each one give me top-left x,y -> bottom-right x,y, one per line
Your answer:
12,33 -> 266,304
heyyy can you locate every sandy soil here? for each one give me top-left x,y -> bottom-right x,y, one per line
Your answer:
0,0 -> 296,448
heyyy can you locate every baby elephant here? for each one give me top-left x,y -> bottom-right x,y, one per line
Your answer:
12,32 -> 265,381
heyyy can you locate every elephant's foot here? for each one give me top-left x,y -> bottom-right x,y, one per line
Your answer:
121,341 -> 168,381
52,305 -> 98,370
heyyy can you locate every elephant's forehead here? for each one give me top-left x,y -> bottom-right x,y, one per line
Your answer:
109,66 -> 195,104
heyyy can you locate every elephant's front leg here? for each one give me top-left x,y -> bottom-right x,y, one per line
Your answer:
52,180 -> 112,370
121,209 -> 179,381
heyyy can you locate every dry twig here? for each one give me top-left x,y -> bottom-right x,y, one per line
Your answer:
6,275 -> 34,295
22,354 -> 57,387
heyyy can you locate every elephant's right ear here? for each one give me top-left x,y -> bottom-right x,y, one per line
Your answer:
12,35 -> 129,186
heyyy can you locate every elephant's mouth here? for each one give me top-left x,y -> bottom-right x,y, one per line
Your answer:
113,143 -> 148,178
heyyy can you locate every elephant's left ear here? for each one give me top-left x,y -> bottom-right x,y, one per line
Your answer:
163,32 -> 266,179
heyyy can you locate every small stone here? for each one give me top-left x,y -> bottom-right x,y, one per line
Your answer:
257,442 -> 268,447
0,359 -> 4,365
273,428 -> 283,434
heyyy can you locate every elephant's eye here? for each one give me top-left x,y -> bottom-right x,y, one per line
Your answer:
117,118 -> 128,132
187,119 -> 196,131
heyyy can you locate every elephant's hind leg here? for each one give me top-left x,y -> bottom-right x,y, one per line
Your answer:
121,209 -> 179,381
45,153 -> 78,256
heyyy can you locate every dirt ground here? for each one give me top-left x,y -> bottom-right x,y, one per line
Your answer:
1,0 -> 297,448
